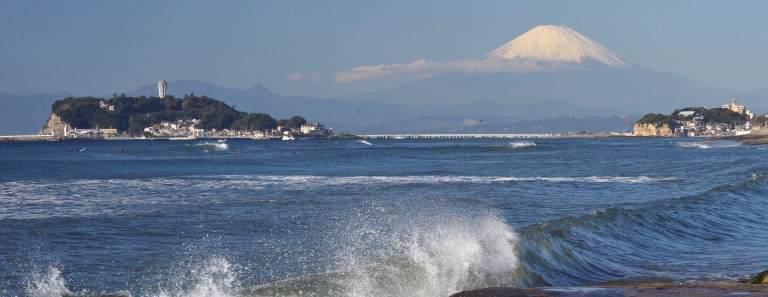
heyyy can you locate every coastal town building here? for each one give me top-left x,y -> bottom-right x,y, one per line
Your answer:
100,128 -> 118,138
144,119 -> 199,137
99,100 -> 115,111
300,123 -> 332,137
722,99 -> 754,119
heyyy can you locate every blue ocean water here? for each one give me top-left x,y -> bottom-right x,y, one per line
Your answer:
1,137 -> 767,296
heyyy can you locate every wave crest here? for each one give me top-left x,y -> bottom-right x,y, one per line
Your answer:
25,267 -> 71,297
334,204 -> 519,297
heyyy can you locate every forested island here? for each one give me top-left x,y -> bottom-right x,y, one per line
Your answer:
39,94 -> 332,139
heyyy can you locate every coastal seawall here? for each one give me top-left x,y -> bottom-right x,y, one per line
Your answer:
0,135 -> 59,142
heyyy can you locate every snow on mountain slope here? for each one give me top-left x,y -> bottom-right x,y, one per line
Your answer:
484,25 -> 630,67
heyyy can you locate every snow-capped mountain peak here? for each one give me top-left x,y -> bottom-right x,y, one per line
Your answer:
484,25 -> 630,67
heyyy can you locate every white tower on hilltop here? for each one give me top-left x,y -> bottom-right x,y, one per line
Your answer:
158,75 -> 167,98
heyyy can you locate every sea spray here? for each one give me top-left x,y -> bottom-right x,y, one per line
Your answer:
25,267 -> 72,297
677,140 -> 741,149
332,200 -> 519,297
505,141 -> 536,149
194,142 -> 229,151
154,256 -> 239,297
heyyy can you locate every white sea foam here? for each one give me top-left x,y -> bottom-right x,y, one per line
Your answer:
337,208 -> 518,297
505,141 -> 536,148
155,257 -> 238,297
25,267 -> 72,297
0,174 -> 678,220
22,258 -> 240,297
677,141 -> 741,149
211,174 -> 678,186
356,140 -> 373,146
195,142 -> 229,151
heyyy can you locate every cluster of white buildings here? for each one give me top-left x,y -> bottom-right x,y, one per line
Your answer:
143,119 -> 204,138
673,99 -> 755,137
139,121 -> 333,139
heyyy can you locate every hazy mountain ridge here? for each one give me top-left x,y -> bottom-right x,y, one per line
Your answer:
345,114 -> 638,135
339,64 -> 702,109
0,92 -> 72,135
2,78 -> 766,135
2,25 -> 767,135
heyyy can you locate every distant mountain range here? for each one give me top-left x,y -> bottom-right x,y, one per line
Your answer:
0,92 -> 71,135
121,80 -> 631,134
2,25 -> 767,135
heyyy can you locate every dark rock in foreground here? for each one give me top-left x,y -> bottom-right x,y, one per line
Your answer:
749,270 -> 768,284
450,283 -> 768,297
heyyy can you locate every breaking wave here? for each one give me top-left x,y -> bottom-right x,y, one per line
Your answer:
677,140 -> 741,149
503,141 -> 536,149
23,257 -> 239,297
252,201 -> 520,297
356,140 -> 373,146
193,142 -> 229,151
512,172 -> 768,286
25,267 -> 71,297
154,257 -> 239,297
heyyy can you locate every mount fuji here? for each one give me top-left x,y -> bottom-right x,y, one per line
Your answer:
338,25 -> 761,119
483,25 -> 630,67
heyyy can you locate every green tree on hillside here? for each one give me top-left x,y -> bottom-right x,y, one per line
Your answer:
636,113 -> 673,127
277,116 -> 307,128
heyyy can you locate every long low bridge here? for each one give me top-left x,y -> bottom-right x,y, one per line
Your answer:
359,134 -> 555,139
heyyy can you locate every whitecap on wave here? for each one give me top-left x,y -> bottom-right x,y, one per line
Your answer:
329,202 -> 519,297
505,141 -> 536,148
677,141 -> 741,149
25,267 -> 71,297
194,142 -> 229,151
205,174 -> 680,187
0,174 -> 679,220
24,258 -> 238,297
154,257 -> 239,297
356,140 -> 373,146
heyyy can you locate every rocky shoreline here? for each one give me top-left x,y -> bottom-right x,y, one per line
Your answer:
450,271 -> 768,297
451,283 -> 768,297
719,129 -> 768,145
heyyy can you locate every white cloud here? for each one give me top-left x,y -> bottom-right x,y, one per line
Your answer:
335,59 -> 445,83
287,73 -> 303,81
335,57 -> 573,83
287,73 -> 321,82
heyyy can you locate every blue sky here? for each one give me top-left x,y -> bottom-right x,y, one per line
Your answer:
1,0 -> 767,97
